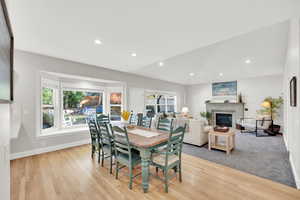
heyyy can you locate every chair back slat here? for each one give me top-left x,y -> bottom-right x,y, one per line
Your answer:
115,142 -> 129,150
164,124 -> 187,164
140,116 -> 152,128
115,146 -> 130,154
111,125 -> 133,160
96,121 -> 113,148
129,112 -> 138,125
88,120 -> 99,141
136,113 -> 143,126
96,114 -> 110,125
157,117 -> 173,132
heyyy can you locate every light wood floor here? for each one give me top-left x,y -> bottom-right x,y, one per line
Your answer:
11,145 -> 300,200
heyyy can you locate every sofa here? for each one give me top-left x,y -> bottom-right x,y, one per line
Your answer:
183,119 -> 209,146
151,115 -> 209,146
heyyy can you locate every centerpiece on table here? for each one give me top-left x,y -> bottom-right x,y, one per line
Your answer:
121,110 -> 134,129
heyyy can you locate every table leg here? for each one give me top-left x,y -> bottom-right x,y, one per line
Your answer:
215,136 -> 218,146
226,136 -> 230,155
139,148 -> 151,193
232,135 -> 235,149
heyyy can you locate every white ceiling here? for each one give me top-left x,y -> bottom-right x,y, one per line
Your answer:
136,21 -> 289,84
6,0 -> 300,85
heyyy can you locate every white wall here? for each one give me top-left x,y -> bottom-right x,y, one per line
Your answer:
283,18 -> 300,189
186,74 -> 284,125
10,50 -> 185,156
0,104 -> 10,200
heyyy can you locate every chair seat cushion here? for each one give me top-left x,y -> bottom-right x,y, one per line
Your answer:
152,153 -> 179,166
116,151 -> 141,166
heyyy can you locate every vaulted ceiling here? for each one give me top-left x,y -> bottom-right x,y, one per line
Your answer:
7,0 -> 300,84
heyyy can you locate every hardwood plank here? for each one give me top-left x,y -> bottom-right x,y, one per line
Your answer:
11,145 -> 300,200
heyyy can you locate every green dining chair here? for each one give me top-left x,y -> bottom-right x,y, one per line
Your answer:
88,120 -> 100,159
140,116 -> 152,128
151,124 -> 187,193
129,112 -> 138,125
96,113 -> 110,125
157,117 -> 173,132
97,121 -> 114,174
110,125 -> 141,190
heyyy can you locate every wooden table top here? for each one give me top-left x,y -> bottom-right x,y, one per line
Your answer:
209,128 -> 236,136
126,126 -> 169,148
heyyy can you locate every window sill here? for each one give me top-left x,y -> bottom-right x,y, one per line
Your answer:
38,127 -> 89,139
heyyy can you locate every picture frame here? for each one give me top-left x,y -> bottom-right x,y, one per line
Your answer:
212,81 -> 237,96
290,76 -> 297,107
212,81 -> 237,102
0,0 -> 14,103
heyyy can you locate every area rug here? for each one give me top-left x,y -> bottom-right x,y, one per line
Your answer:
182,132 -> 296,188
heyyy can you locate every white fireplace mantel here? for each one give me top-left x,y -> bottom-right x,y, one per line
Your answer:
206,102 -> 244,127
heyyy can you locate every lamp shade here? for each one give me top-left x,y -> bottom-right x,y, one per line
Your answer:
181,107 -> 189,113
261,101 -> 271,108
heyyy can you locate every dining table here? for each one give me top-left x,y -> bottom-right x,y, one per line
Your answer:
114,124 -> 170,193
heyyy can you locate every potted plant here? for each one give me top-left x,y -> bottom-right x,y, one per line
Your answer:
257,96 -> 283,134
200,111 -> 212,125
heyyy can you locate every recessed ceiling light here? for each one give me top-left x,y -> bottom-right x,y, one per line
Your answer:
158,62 -> 164,67
189,72 -> 195,76
245,59 -> 251,64
219,73 -> 223,76
131,53 -> 137,57
94,39 -> 102,45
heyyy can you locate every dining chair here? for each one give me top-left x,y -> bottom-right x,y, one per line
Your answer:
129,112 -> 138,125
97,121 -> 114,174
96,113 -> 110,125
136,113 -> 143,126
88,120 -> 100,159
140,116 -> 152,128
151,124 -> 187,193
110,125 -> 141,189
157,117 -> 174,132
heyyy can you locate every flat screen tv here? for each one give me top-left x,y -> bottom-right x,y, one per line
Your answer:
0,0 -> 13,103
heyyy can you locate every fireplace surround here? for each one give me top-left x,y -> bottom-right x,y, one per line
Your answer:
206,102 -> 244,128
216,113 -> 233,127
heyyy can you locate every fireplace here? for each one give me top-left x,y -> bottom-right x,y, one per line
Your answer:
215,113 -> 233,127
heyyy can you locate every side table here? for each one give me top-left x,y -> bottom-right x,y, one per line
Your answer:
208,128 -> 236,155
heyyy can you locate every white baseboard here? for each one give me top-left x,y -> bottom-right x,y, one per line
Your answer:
10,139 -> 90,160
289,154 -> 300,189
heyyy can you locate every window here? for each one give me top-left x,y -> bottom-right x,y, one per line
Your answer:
42,87 -> 57,130
166,96 -> 176,112
145,92 -> 177,116
62,90 -> 103,128
109,92 -> 122,121
39,76 -> 122,136
157,95 -> 166,113
145,94 -> 156,116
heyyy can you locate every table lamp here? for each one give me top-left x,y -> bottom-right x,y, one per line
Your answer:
261,100 -> 274,134
181,107 -> 189,117
261,100 -> 272,120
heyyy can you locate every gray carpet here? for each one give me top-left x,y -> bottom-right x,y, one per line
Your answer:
182,132 -> 296,188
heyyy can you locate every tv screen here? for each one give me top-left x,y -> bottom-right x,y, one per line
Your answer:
0,0 -> 13,103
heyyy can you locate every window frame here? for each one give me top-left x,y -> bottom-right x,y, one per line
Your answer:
40,84 -> 59,134
40,79 -> 60,134
107,89 -> 124,122
37,75 -> 125,137
60,87 -> 105,130
144,91 -> 177,115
